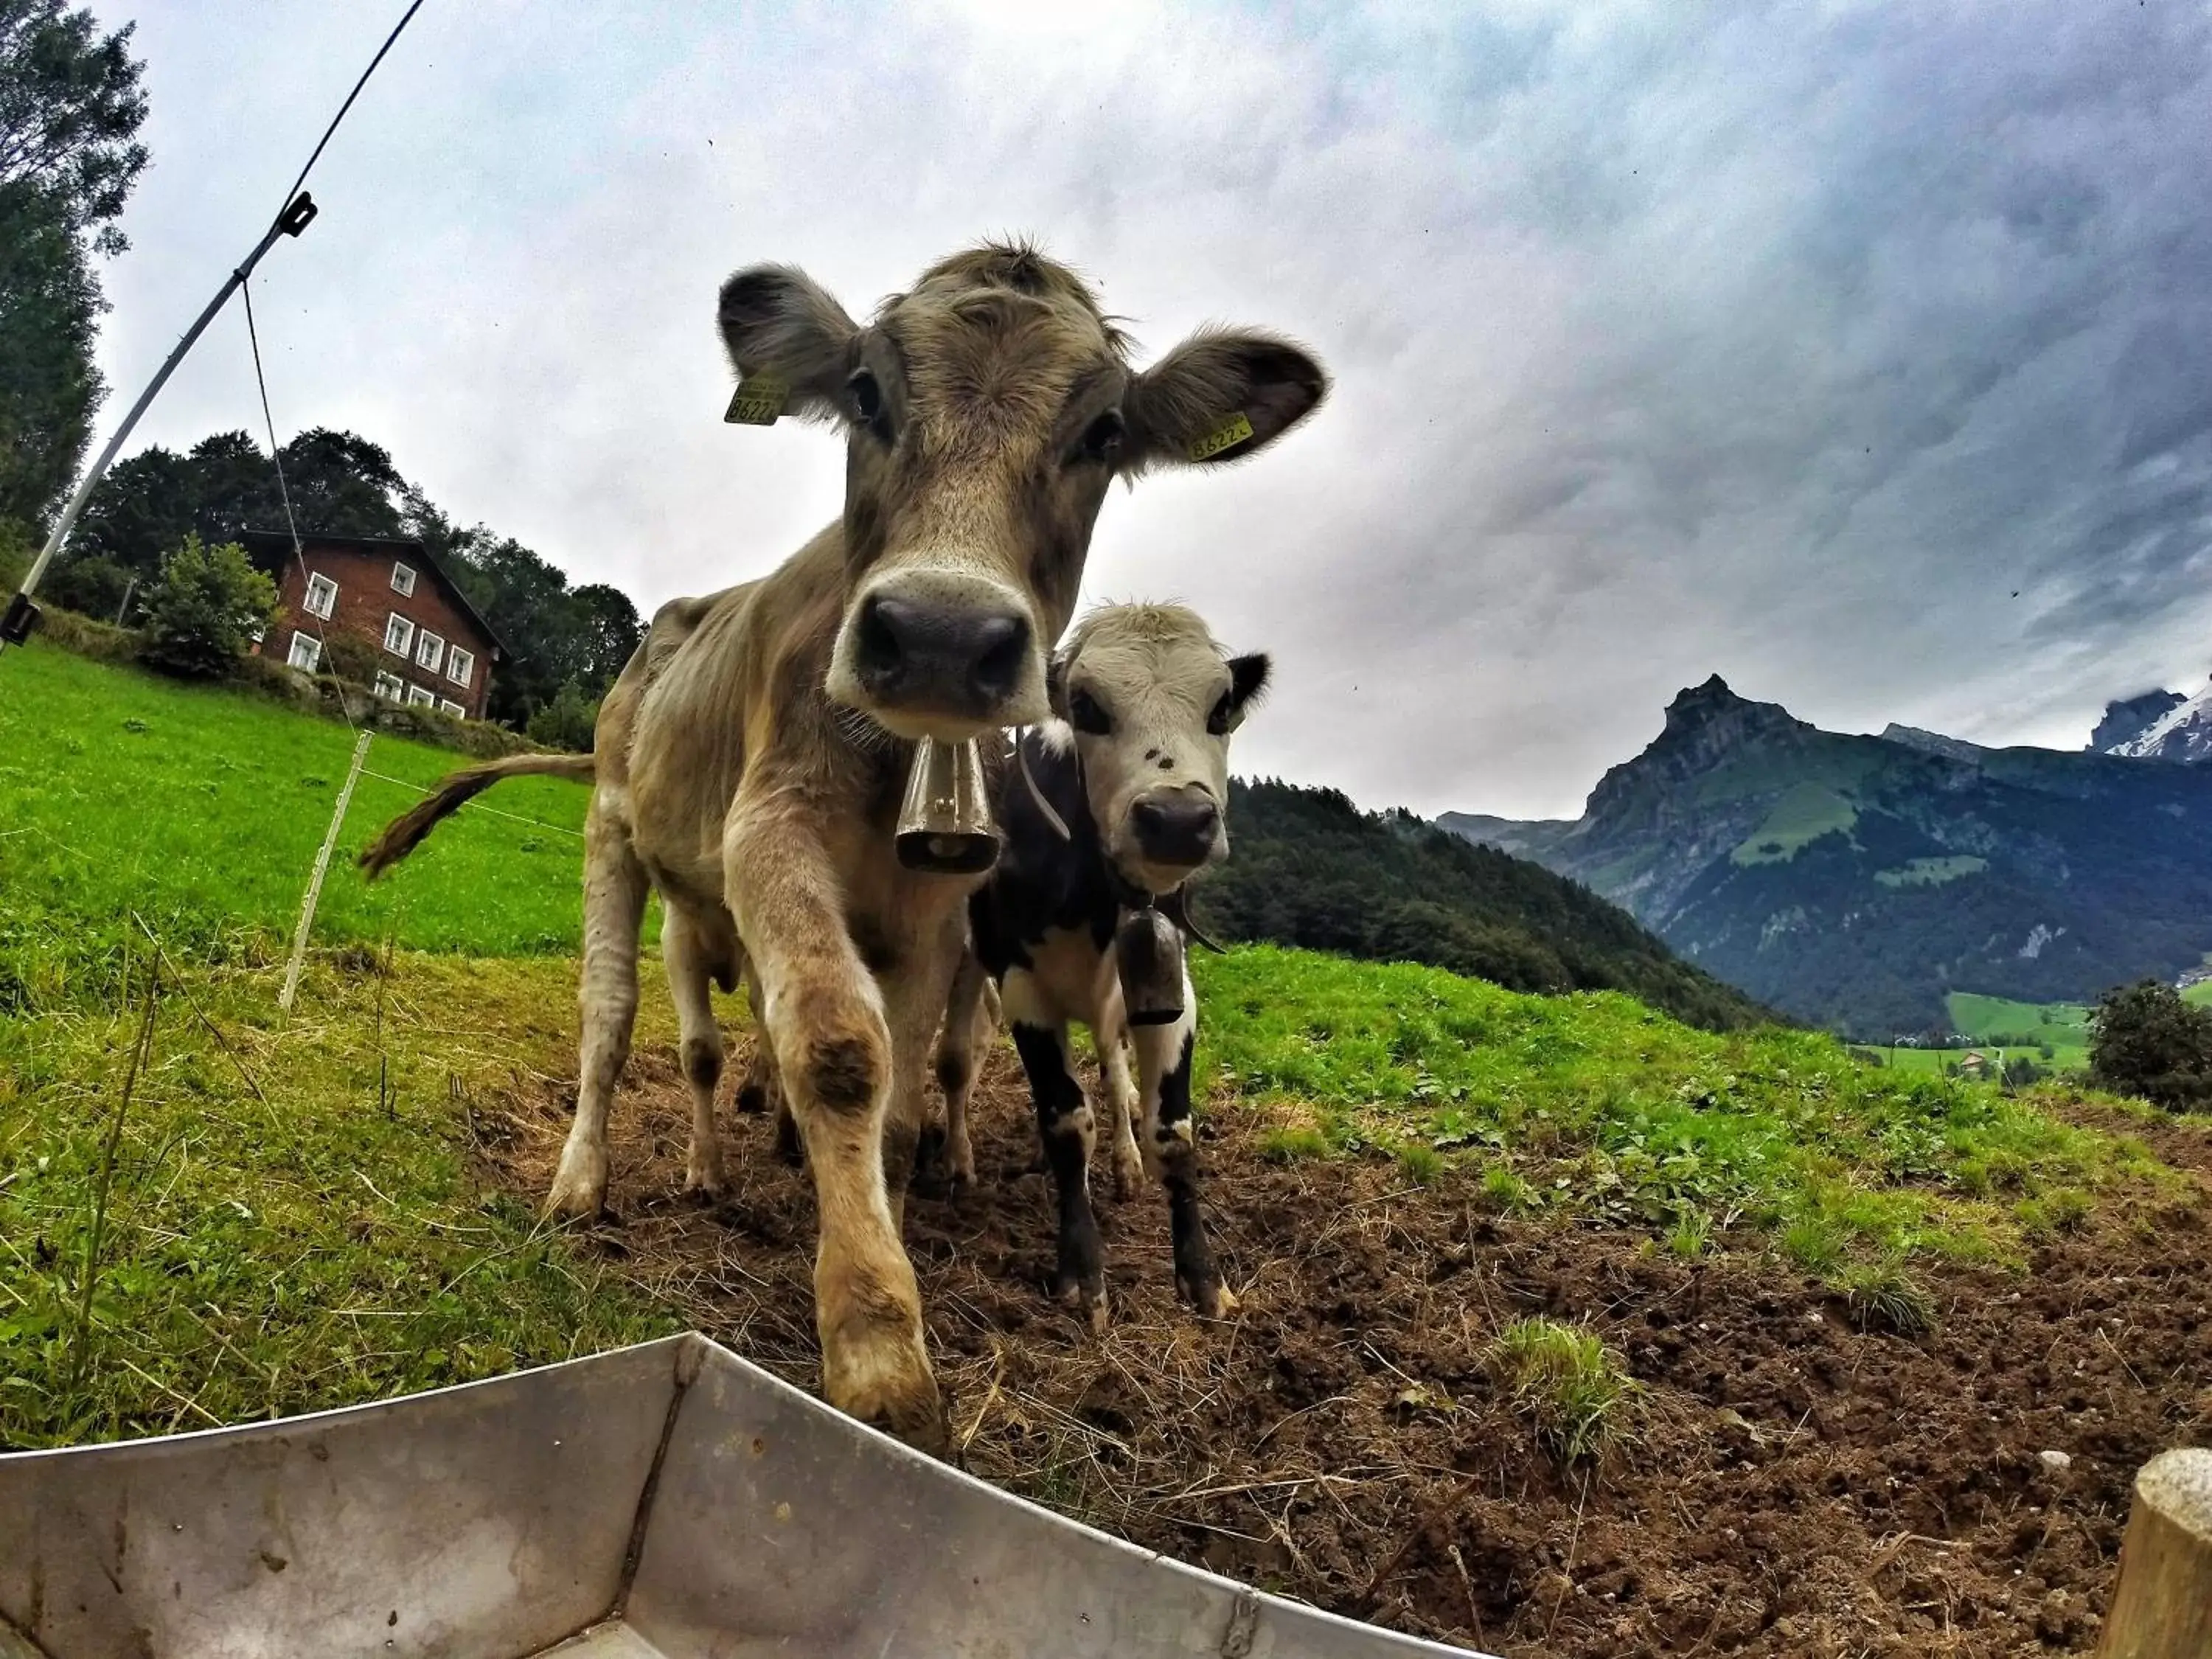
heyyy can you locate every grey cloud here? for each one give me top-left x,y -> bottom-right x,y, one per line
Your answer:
88,0 -> 2212,818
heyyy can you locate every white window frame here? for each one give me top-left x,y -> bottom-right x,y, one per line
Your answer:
373,670 -> 406,701
415,629 -> 445,672
384,612 -> 415,655
303,571 -> 338,620
405,683 -> 436,709
390,562 -> 417,597
285,631 -> 322,672
438,698 -> 466,719
445,645 -> 474,688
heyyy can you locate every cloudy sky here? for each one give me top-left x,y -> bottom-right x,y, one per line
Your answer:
86,1 -> 2212,818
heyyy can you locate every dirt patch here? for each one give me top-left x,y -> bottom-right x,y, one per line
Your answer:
489,1043 -> 2212,1658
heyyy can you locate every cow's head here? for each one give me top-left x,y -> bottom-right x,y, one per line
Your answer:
717,243 -> 1326,740
1045,603 -> 1268,897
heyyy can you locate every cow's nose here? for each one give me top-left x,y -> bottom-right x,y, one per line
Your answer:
856,594 -> 1031,713
1130,788 -> 1221,868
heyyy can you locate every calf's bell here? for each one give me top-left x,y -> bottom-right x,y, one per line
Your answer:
894,737 -> 1001,874
1116,905 -> 1186,1027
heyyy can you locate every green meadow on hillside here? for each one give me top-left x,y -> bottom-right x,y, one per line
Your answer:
0,644 -> 2186,1448
0,641 -> 611,1004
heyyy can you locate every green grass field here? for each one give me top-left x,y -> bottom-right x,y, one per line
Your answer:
0,641 -> 607,1007
0,644 -> 2189,1450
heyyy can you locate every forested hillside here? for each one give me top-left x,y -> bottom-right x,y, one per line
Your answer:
1196,778 -> 1777,1032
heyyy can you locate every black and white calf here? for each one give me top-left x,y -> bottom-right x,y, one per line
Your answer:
935,603 -> 1268,1328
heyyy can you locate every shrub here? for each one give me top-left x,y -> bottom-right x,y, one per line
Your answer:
526,678 -> 599,752
136,536 -> 277,680
319,627 -> 385,686
2088,980 -> 2212,1112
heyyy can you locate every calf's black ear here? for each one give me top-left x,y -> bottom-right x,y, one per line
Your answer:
717,264 -> 862,423
1127,330 -> 1329,473
1228,653 -> 1272,713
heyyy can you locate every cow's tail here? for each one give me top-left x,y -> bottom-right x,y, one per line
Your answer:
358,751 -> 597,880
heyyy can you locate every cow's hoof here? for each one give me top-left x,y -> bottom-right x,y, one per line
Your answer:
545,1147 -> 608,1220
947,1163 -> 976,1203
1178,1272 -> 1239,1321
1055,1274 -> 1108,1335
734,1079 -> 769,1116
1110,1157 -> 1144,1203
681,1161 -> 728,1203
828,1356 -> 946,1457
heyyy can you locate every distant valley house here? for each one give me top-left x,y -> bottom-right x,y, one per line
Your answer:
245,532 -> 506,722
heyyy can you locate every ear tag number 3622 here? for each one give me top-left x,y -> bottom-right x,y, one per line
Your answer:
1189,411 -> 1254,462
725,373 -> 790,426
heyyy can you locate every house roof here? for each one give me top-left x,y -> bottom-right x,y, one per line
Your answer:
240,529 -> 512,660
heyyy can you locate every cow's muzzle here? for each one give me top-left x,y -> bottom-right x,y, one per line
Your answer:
852,590 -> 1032,726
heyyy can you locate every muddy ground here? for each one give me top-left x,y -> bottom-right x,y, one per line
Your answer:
484,1045 -> 2212,1658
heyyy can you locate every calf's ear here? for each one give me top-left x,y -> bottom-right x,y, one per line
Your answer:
1228,652 -> 1272,714
717,264 -> 862,422
1127,330 -> 1329,473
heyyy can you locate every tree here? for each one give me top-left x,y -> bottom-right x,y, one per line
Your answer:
137,535 -> 277,679
0,2 -> 147,542
0,178 -> 99,529
0,0 -> 149,251
2088,981 -> 2212,1113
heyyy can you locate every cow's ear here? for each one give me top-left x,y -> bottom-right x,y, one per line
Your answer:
717,264 -> 861,422
1126,330 -> 1329,473
1228,652 -> 1272,714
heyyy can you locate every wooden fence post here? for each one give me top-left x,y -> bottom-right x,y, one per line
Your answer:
2098,1447 -> 2212,1658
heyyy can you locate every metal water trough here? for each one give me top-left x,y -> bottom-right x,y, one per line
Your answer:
1,1333 -> 1487,1658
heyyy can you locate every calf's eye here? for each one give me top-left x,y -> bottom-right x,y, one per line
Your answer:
1069,687 -> 1113,735
1206,692 -> 1234,736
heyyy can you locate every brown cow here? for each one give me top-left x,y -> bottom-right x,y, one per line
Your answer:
361,243 -> 1327,1449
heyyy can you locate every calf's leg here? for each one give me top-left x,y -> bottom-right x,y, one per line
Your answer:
1132,975 -> 1236,1318
727,795 -> 942,1450
1006,972 -> 1107,1332
662,908 -> 728,1200
1093,995 -> 1147,1203
932,948 -> 992,1197
547,807 -> 650,1218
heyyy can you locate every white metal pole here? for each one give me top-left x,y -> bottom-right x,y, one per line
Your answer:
279,727 -> 372,1013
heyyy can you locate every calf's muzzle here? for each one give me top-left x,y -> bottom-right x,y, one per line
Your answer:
1130,786 -> 1221,869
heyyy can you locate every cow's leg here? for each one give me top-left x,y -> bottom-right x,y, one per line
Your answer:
932,948 -> 991,1197
662,908 -> 728,1201
880,905 -> 964,1233
547,809 -> 650,1218
727,798 -> 941,1449
1133,974 -> 1236,1318
1093,1000 -> 1147,1203
735,970 -> 779,1114
1006,971 -> 1106,1332
736,968 -> 803,1166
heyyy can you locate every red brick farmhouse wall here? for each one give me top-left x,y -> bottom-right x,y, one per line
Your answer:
247,532 -> 504,723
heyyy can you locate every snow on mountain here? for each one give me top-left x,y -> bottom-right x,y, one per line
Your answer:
2112,684 -> 2212,765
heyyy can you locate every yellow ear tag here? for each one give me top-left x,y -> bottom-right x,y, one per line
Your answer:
724,372 -> 790,426
1188,411 -> 1254,462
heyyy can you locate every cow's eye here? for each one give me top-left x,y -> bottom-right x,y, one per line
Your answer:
1068,687 -> 1113,735
1206,692 -> 1234,736
1076,410 -> 1124,465
848,370 -> 890,439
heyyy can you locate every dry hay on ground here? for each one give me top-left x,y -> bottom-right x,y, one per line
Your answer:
486,1043 -> 2212,1658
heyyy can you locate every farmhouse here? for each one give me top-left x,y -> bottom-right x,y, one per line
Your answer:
244,530 -> 507,721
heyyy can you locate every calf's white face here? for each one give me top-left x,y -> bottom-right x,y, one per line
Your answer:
1048,603 -> 1269,897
